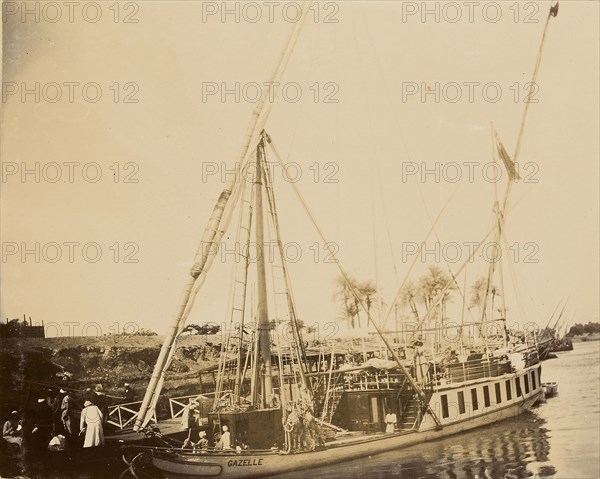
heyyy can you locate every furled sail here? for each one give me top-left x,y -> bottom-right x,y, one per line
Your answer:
134,1 -> 313,431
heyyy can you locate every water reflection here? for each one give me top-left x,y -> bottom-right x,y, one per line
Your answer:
275,411 -> 551,479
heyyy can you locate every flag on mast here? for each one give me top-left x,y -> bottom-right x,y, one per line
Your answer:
494,129 -> 521,181
550,1 -> 559,18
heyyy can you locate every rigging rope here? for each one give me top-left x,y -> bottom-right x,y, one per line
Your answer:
267,138 -> 428,399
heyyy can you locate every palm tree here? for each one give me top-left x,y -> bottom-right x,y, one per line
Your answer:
469,276 -> 487,318
470,277 -> 499,321
358,280 -> 377,327
399,280 -> 420,321
417,265 -> 457,324
333,274 -> 360,328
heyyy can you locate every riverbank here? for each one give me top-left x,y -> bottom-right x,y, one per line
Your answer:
0,335 -> 219,418
570,333 -> 600,342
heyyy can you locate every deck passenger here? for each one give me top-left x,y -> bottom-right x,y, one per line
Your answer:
384,410 -> 397,433
196,430 -> 209,449
220,425 -> 232,450
301,407 -> 325,450
269,392 -> 281,408
284,405 -> 300,450
180,400 -> 199,431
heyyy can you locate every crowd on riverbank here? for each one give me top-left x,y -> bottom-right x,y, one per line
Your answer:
1,382 -> 135,454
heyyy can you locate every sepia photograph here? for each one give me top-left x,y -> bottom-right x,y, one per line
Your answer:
1,1 -> 599,478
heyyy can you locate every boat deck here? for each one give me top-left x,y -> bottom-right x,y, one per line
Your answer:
105,418 -> 184,443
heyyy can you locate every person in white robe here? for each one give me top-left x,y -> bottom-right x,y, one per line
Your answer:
80,400 -> 104,448
384,411 -> 397,433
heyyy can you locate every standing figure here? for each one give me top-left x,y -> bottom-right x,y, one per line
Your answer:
80,400 -> 104,448
220,425 -> 232,450
301,407 -> 325,450
180,400 -> 199,431
284,405 -> 300,451
83,387 -> 95,403
36,397 -> 53,442
93,384 -> 109,424
61,392 -> 74,437
123,383 -> 135,403
52,389 -> 66,434
384,410 -> 397,433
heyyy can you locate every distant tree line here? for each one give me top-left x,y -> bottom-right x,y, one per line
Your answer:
332,266 -> 504,329
114,327 -> 157,336
567,322 -> 600,336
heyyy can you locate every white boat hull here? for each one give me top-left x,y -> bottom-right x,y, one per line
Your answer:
140,369 -> 543,479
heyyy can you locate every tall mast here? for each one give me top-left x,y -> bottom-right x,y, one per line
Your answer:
478,3 -> 558,340
253,138 -> 272,408
262,131 -> 310,399
133,3 -> 311,431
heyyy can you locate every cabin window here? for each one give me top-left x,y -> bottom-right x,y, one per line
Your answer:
531,370 -> 537,390
441,394 -> 449,419
483,386 -> 491,407
524,374 -> 530,394
516,377 -> 522,397
471,388 -> 479,410
348,394 -> 369,426
457,391 -> 466,414
495,383 -> 502,404
505,380 -> 512,400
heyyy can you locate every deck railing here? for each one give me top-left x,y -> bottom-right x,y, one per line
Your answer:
343,372 -> 405,391
168,392 -> 220,419
442,358 -> 512,385
107,401 -> 156,429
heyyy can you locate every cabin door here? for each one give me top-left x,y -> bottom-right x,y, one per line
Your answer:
370,397 -> 380,424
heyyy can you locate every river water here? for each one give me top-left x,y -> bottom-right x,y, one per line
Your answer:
11,341 -> 599,479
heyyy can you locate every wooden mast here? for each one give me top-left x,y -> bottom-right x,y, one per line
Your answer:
133,2 -> 311,431
253,137 -> 273,408
478,3 -> 558,340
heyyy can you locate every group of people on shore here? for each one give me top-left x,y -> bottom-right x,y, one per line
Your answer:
2,382 -> 135,453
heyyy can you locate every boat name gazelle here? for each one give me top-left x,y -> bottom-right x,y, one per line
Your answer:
228,458 -> 265,468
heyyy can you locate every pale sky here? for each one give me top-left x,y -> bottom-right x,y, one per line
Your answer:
2,1 -> 598,339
